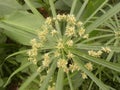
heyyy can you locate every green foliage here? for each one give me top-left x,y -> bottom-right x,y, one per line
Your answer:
0,0 -> 120,90
0,11 -> 44,45
0,0 -> 22,16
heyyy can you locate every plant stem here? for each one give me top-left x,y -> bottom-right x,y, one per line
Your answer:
24,0 -> 44,19
76,0 -> 89,20
49,0 -> 61,37
70,0 -> 77,14
67,72 -> 74,90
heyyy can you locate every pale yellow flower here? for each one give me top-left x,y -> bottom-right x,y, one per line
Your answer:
51,29 -> 58,36
37,67 -> 42,72
33,58 -> 37,64
56,14 -> 67,21
65,26 -> 75,37
77,21 -> 83,27
56,14 -> 62,21
78,27 -> 85,36
83,34 -> 89,39
67,51 -> 74,59
88,50 -> 102,57
85,62 -> 93,71
27,49 -> 37,57
56,39 -> 64,49
115,31 -> 120,36
63,67 -> 69,73
43,53 -> 49,60
42,53 -> 50,67
48,86 -> 55,90
81,72 -> 87,79
38,30 -> 48,41
54,51 -> 60,57
101,47 -> 111,53
69,63 -> 80,72
57,58 -> 67,68
66,40 -> 73,47
67,14 -> 76,25
42,60 -> 50,67
45,17 -> 52,25
28,57 -> 37,64
97,50 -> 103,56
30,38 -> 37,45
39,75 -> 46,86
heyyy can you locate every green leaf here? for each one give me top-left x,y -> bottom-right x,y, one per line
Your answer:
0,23 -> 35,45
19,71 -> 40,90
0,78 -> 4,87
39,60 -> 57,90
81,34 -> 114,44
76,0 -> 89,20
62,0 -> 73,7
71,72 -> 84,89
24,0 -> 44,19
67,73 -> 74,90
71,0 -> 82,15
5,50 -> 28,60
24,82 -> 39,90
0,11 -> 44,45
55,0 -> 70,10
74,57 -> 115,90
2,11 -> 44,34
81,0 -> 108,21
76,44 -> 120,52
72,49 -> 120,72
4,62 -> 32,87
0,0 -> 22,16
56,68 -> 64,90
86,2 -> 120,33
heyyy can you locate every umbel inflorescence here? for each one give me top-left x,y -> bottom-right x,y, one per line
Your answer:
27,14 -> 92,79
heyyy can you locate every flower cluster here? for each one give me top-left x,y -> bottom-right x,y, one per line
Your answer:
27,39 -> 42,64
38,26 -> 48,42
115,31 -> 120,37
42,53 -> 51,67
65,26 -> 75,37
56,39 -> 64,49
27,14 -> 91,81
85,62 -> 93,71
88,50 -> 102,58
57,58 -> 68,73
88,47 -> 111,57
101,47 -> 111,53
69,63 -> 80,72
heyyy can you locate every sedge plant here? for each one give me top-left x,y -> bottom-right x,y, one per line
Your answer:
1,0 -> 120,90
